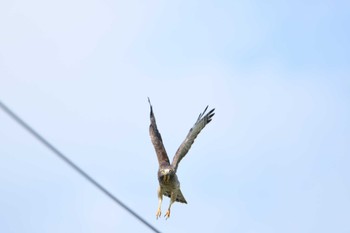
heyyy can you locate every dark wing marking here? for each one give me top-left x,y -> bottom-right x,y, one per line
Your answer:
171,106 -> 215,172
148,98 -> 170,166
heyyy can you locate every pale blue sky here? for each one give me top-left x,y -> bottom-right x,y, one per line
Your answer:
1,1 -> 349,232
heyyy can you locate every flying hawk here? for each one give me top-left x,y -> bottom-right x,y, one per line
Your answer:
148,98 -> 215,219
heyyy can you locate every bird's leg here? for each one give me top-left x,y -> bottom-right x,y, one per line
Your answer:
156,186 -> 162,219
164,192 -> 176,220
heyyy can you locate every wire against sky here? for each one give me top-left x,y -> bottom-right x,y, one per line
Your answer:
0,101 -> 161,233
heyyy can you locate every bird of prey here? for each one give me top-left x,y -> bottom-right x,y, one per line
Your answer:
148,98 -> 215,219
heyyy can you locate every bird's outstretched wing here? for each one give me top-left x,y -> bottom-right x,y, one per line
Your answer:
171,106 -> 215,172
148,98 -> 170,166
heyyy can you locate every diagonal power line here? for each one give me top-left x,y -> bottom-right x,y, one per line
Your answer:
0,101 -> 161,233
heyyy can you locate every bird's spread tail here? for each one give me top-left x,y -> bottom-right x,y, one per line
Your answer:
164,189 -> 187,204
176,189 -> 187,204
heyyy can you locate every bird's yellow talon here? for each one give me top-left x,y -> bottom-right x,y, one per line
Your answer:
156,209 -> 162,219
164,210 -> 170,219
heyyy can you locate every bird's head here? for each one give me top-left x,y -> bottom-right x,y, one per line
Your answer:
160,168 -> 174,176
158,167 -> 174,183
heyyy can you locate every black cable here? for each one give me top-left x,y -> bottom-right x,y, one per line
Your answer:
0,101 -> 161,233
